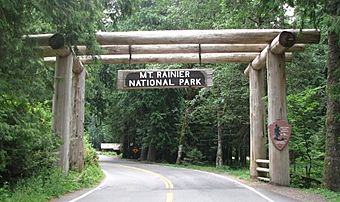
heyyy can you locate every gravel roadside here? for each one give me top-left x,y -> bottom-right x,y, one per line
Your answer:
228,176 -> 327,202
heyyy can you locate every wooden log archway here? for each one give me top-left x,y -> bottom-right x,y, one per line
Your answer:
29,29 -> 320,186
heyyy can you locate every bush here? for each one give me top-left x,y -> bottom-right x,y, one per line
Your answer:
0,100 -> 59,185
183,148 -> 205,165
0,166 -> 103,202
84,132 -> 99,166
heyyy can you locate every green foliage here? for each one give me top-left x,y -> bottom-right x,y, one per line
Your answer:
285,42 -> 327,188
84,133 -> 99,166
0,0 -> 106,190
306,187 -> 340,202
98,151 -> 120,157
0,100 -> 59,184
288,88 -> 326,188
183,148 -> 205,165
186,64 -> 249,167
86,62 -> 184,161
0,165 -> 103,202
39,0 -> 104,46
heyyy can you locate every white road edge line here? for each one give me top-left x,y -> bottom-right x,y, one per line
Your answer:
168,166 -> 275,202
199,171 -> 275,202
68,169 -> 109,202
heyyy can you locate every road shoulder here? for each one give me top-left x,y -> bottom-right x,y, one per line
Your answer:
220,174 -> 327,202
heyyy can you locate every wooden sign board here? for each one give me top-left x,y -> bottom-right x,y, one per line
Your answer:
132,147 -> 139,154
268,120 -> 292,151
100,143 -> 121,150
117,69 -> 213,89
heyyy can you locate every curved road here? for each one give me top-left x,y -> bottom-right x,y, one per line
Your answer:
54,156 -> 298,202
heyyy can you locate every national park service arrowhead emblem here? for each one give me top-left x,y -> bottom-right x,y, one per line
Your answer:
268,120 -> 292,151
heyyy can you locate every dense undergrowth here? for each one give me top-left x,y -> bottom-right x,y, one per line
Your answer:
0,136 -> 103,202
0,165 -> 103,202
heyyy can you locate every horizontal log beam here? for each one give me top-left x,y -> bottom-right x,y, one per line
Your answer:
270,31 -> 296,54
44,52 -> 293,65
256,159 -> 270,164
256,167 -> 270,173
39,44 -> 305,57
28,29 -> 320,46
98,44 -> 271,54
26,34 -> 53,46
95,29 -> 319,45
244,32 -> 297,75
49,33 -> 65,49
37,46 -> 71,57
257,177 -> 270,182
81,53 -> 259,64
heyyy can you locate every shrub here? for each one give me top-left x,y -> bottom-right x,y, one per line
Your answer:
0,100 -> 59,185
183,148 -> 205,165
84,132 -> 99,166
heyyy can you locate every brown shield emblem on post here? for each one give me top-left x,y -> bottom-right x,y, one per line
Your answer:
268,120 -> 292,151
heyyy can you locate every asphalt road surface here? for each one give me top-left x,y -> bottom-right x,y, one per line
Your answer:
54,156 -> 298,202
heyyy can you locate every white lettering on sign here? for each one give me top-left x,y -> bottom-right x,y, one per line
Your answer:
155,71 -> 190,78
118,69 -> 213,89
140,72 -> 154,79
178,78 -> 202,86
128,79 -> 175,87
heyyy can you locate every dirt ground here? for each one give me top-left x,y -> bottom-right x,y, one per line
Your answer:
233,177 -> 327,202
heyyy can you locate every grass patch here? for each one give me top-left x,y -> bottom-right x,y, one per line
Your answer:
305,187 -> 340,202
0,165 -> 104,202
162,163 -> 250,180
97,151 -> 120,157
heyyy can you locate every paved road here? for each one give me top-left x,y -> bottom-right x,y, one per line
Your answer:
54,156 -> 298,202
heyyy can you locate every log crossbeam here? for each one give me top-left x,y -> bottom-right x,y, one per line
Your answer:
38,44 -> 305,57
44,52 -> 293,65
244,31 -> 297,75
27,29 -> 319,46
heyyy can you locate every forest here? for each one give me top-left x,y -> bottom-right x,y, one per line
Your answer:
0,0 -> 339,198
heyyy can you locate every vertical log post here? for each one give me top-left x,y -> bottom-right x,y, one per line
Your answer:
267,51 -> 289,186
52,54 -> 73,173
69,60 -> 85,171
249,68 -> 267,178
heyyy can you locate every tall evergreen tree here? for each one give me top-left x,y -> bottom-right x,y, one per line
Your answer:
323,0 -> 340,191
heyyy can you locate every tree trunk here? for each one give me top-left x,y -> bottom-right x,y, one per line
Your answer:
323,1 -> 340,190
216,111 -> 223,167
69,69 -> 85,171
267,51 -> 290,186
225,135 -> 232,166
147,144 -> 156,161
140,146 -> 147,161
176,145 -> 184,164
240,143 -> 247,168
235,147 -> 239,167
52,54 -> 73,173
122,134 -> 129,159
176,106 -> 189,164
249,68 -> 266,178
